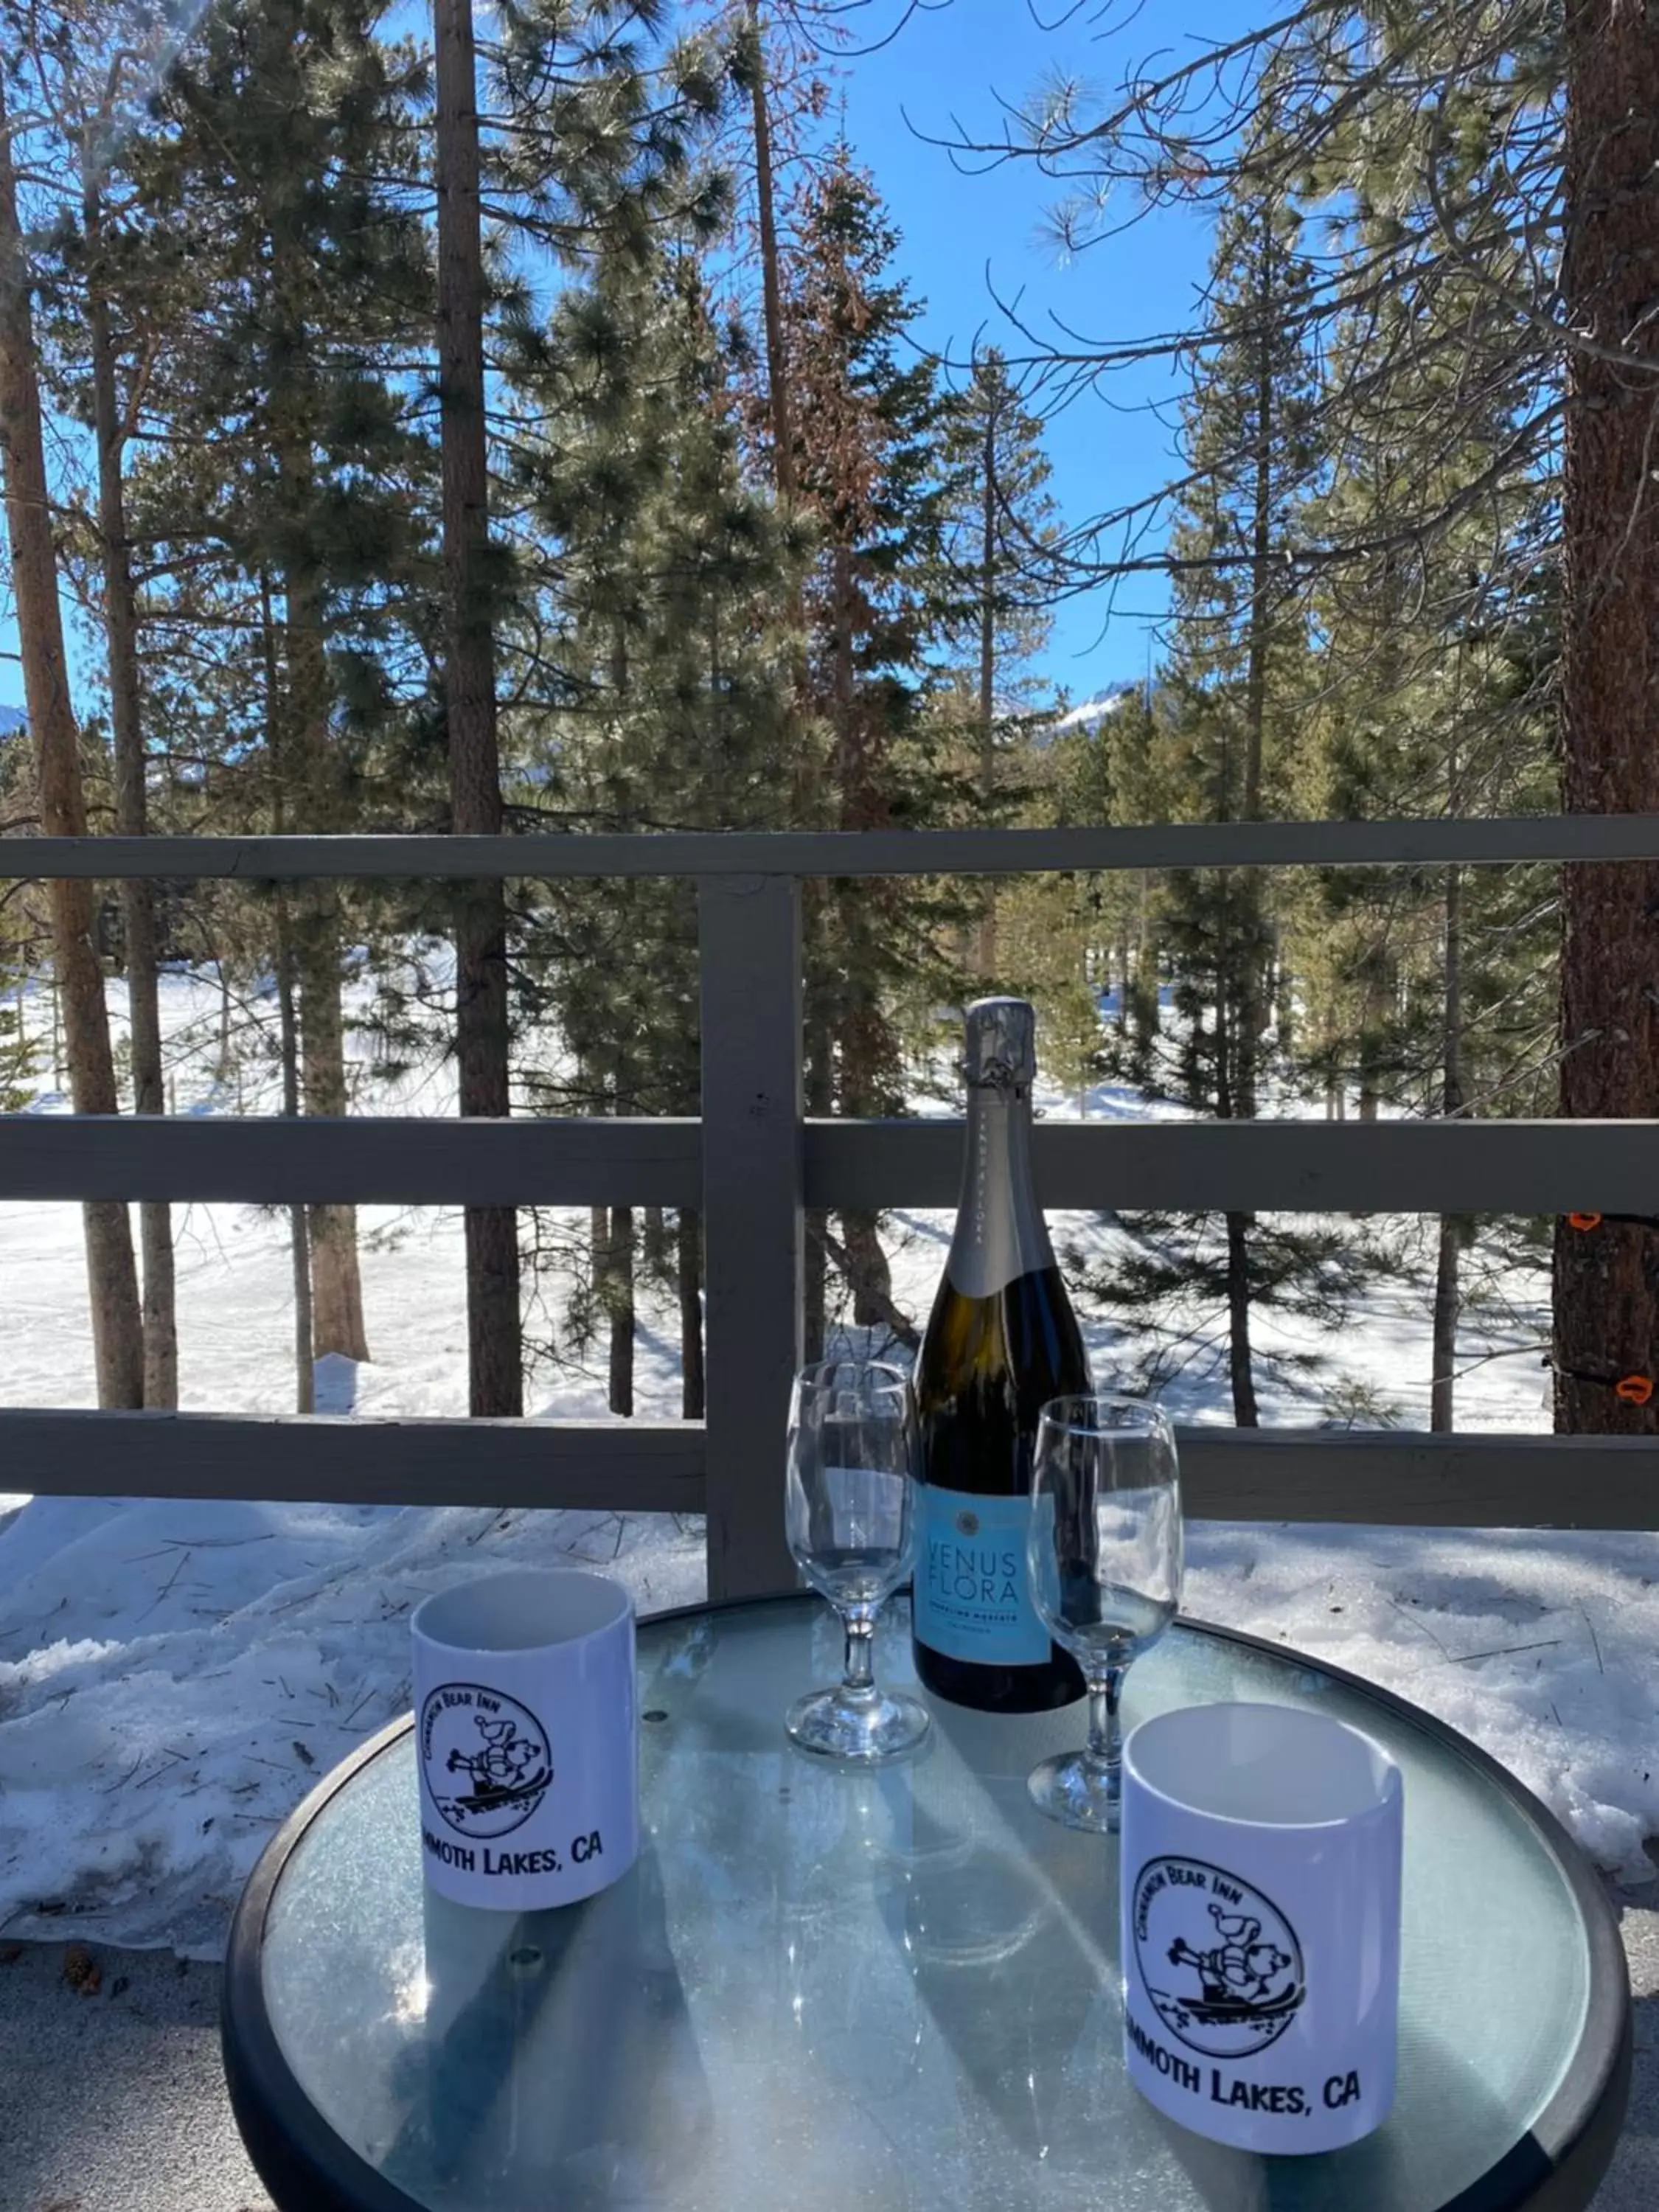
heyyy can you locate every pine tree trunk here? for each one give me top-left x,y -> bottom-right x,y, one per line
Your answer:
748,0 -> 817,839
1431,863 -> 1464,1433
218,961 -> 232,1082
1214,981 -> 1259,1423
837,1004 -> 894,1326
1234,206 -> 1275,1125
1430,1218 -> 1460,1433
1133,872 -> 1159,1038
1116,922 -> 1133,1035
85,178 -> 175,1408
300,936 -> 368,1362
749,4 -> 796,504
276,893 -> 315,1415
825,535 -> 895,1328
1225,1210 -> 1259,1427
1357,984 -> 1384,1121
977,400 -> 998,980
1553,0 -> 1659,1436
677,1208 -> 704,1419
591,1200 -> 611,1363
0,83 -> 142,1406
262,582 -> 313,1412
608,1204 -> 635,1417
641,1203 -> 669,1276
281,534 -> 369,1367
1212,270 -> 1277,1440
841,1211 -> 894,1326
1273,933 -> 1293,1060
436,0 -> 522,1416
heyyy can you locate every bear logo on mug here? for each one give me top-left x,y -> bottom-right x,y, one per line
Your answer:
1132,1856 -> 1305,2059
420,1683 -> 553,1840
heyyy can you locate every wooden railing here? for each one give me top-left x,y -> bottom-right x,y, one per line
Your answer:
3,819 -> 1658,1598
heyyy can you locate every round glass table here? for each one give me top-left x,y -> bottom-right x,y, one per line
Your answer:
222,1596 -> 1630,2212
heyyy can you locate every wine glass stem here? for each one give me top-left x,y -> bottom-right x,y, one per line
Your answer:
1087,1666 -> 1125,1787
842,1610 -> 876,1695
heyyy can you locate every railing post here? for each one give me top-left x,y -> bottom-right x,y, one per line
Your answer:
698,874 -> 803,1599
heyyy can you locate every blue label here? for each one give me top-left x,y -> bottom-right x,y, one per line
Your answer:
913,1486 -> 1049,1666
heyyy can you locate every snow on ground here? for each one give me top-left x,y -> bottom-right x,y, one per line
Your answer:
1184,1523 -> 1659,1886
0,1497 -> 703,1956
0,966 -> 1652,1956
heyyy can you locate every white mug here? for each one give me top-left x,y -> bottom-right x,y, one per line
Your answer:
1120,1701 -> 1403,2155
411,1567 -> 639,1912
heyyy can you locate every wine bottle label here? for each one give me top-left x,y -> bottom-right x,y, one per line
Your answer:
912,1485 -> 1050,1667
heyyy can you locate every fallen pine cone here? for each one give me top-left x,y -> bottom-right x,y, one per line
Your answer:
63,1942 -> 101,1996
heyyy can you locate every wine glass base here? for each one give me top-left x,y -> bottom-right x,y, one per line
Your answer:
786,1686 -> 931,1764
1028,1750 -> 1120,1832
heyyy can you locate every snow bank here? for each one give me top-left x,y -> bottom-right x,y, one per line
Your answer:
0,1497 -> 702,1958
0,1497 -> 1649,1962
1186,1521 -> 1659,1888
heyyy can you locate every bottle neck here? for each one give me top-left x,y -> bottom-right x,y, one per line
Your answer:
946,1079 -> 1056,1299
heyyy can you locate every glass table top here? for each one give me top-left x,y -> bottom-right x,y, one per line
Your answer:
252,1597 -> 1614,2212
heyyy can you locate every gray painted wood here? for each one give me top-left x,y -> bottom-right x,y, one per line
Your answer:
3,1411 -> 1653,1531
7,815 -> 1659,880
8,820 -> 1658,1551
0,1115 -> 700,1203
1174,1429 -> 1659,1529
698,876 -> 802,1599
8,1110 -> 1652,1213
0,1411 -> 706,1509
806,1116 -> 1659,1214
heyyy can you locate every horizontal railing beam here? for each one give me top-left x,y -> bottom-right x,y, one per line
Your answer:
4,1113 -> 1653,1212
807,1117 -> 1659,1215
0,1116 -> 700,1205
0,1416 -> 1650,1529
4,816 -> 1659,880
1175,1430 -> 1659,1529
0,1411 -> 707,1510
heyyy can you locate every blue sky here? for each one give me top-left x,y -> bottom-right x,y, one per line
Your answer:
837,0 -> 1245,696
0,0 -> 1243,717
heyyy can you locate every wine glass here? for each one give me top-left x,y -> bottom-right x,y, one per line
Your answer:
784,1360 -> 931,1764
1026,1394 -> 1183,1831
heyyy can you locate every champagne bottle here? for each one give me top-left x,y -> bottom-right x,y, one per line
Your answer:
911,998 -> 1090,1713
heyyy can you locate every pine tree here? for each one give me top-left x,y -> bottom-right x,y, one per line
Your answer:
1293,122 -> 1557,1427
426,0 -> 724,1415
939,348 -> 1058,980
510,231 -> 799,1411
0,965 -> 35,1112
1553,1 -> 1659,1436
783,147 -> 968,1340
978,0 -> 1639,1428
137,0 -> 438,1373
1135,184 -> 1322,1425
434,0 -> 521,1415
4,0 -> 185,1400
0,47 -> 145,1405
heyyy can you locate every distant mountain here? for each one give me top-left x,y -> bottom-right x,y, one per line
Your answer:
1046,683 -> 1140,740
0,705 -> 25,739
